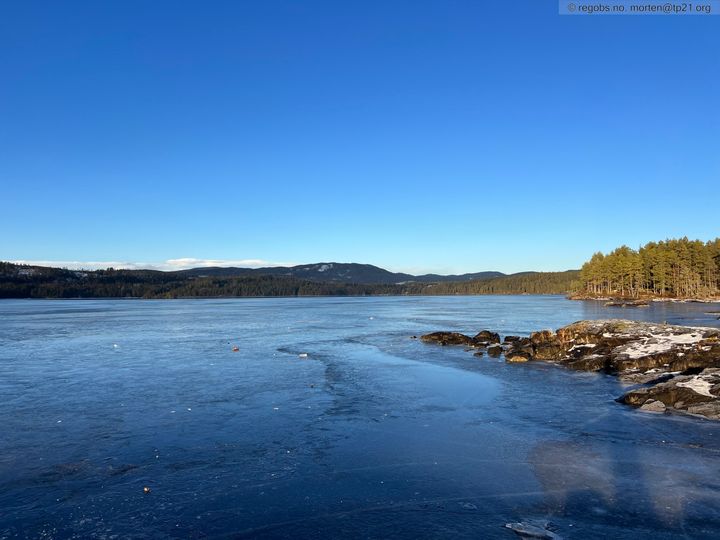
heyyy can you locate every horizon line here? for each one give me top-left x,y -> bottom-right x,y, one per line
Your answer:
3,259 -> 579,277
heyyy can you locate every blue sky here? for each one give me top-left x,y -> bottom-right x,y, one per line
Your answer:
1,1 -> 718,274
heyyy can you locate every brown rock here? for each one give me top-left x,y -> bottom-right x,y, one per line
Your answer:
487,344 -> 503,358
422,319 -> 720,420
686,401 -> 720,419
533,342 -> 567,361
473,330 -> 500,344
506,351 -> 532,363
639,400 -> 666,413
622,380 -> 714,409
530,329 -> 556,345
420,332 -> 475,346
566,354 -> 612,372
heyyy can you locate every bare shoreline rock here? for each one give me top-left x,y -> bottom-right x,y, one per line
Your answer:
420,329 -> 501,347
420,320 -> 720,420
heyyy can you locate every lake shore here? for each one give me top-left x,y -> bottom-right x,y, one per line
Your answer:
569,293 -> 720,303
422,319 -> 720,420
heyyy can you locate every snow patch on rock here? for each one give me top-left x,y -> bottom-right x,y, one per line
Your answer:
614,332 -> 707,359
677,377 -> 715,397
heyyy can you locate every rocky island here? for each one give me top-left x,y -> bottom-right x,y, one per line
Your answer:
421,320 -> 720,420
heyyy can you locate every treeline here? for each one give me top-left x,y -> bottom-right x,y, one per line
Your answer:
0,264 -> 404,298
6,238 -> 719,300
0,262 -> 577,298
407,271 -> 579,295
164,276 -> 404,298
577,237 -> 720,298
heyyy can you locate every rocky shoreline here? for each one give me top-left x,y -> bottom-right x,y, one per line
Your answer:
568,294 -> 720,304
420,320 -> 720,420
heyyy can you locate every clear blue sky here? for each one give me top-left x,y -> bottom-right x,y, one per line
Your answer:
1,1 -> 718,274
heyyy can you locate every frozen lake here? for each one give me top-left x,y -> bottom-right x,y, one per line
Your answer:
1,296 -> 719,538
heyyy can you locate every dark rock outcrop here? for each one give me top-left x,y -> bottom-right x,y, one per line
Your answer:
473,330 -> 500,344
420,329 -> 500,347
420,332 -> 475,346
504,337 -> 534,361
487,344 -> 503,358
506,350 -> 532,363
620,368 -> 720,419
605,300 -> 650,307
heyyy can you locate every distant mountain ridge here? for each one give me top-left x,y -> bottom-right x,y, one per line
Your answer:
0,261 -> 579,298
175,262 -> 507,284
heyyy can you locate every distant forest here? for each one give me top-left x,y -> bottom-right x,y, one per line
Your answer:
409,271 -> 580,296
576,237 -> 720,298
0,262 -> 577,298
3,238 -> 718,299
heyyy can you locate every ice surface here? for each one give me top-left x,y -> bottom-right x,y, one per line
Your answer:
1,297 -> 719,539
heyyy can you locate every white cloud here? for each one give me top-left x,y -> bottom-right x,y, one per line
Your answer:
7,258 -> 294,271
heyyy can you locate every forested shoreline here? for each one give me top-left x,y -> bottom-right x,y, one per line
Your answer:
3,238 -> 719,299
0,262 -> 576,298
575,238 -> 720,299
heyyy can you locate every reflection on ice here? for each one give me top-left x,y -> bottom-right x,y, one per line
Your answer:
529,441 -> 616,511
